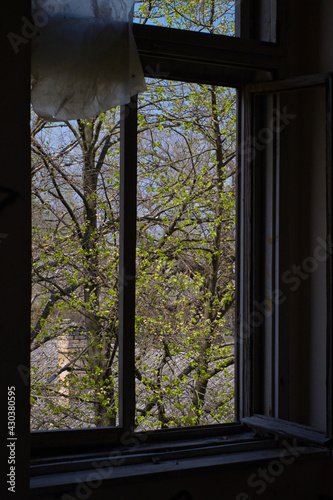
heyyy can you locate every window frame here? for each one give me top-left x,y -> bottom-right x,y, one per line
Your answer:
29,22 -> 283,460
239,73 -> 333,446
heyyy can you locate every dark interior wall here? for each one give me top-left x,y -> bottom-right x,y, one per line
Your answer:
0,2 -> 31,499
320,2 -> 333,71
282,0 -> 333,77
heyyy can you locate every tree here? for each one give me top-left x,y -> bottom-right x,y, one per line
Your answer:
30,0 -> 237,430
31,111 -> 122,428
134,80 -> 236,427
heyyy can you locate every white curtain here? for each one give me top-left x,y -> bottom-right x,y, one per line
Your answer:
31,0 -> 146,121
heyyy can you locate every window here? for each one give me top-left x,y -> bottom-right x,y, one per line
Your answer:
30,80 -> 237,432
240,74 -> 333,445
29,16 -> 283,458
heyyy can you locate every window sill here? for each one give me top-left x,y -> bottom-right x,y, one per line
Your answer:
30,431 -> 331,497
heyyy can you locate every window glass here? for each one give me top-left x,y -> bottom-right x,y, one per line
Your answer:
30,79 -> 237,431
134,0 -> 236,36
135,79 -> 236,429
31,112 -> 121,430
278,87 -> 327,431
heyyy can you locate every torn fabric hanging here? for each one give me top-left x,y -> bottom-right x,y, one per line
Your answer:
31,0 -> 146,121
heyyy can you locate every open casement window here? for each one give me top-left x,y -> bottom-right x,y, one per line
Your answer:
31,25 -> 281,461
239,74 -> 333,447
31,54 -> 331,447
27,18 -> 332,499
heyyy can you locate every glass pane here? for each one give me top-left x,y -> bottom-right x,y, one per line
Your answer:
134,0 -> 235,36
30,113 -> 121,429
135,79 -> 236,429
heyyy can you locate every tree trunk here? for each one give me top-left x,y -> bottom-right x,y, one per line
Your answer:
80,119 -> 116,427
